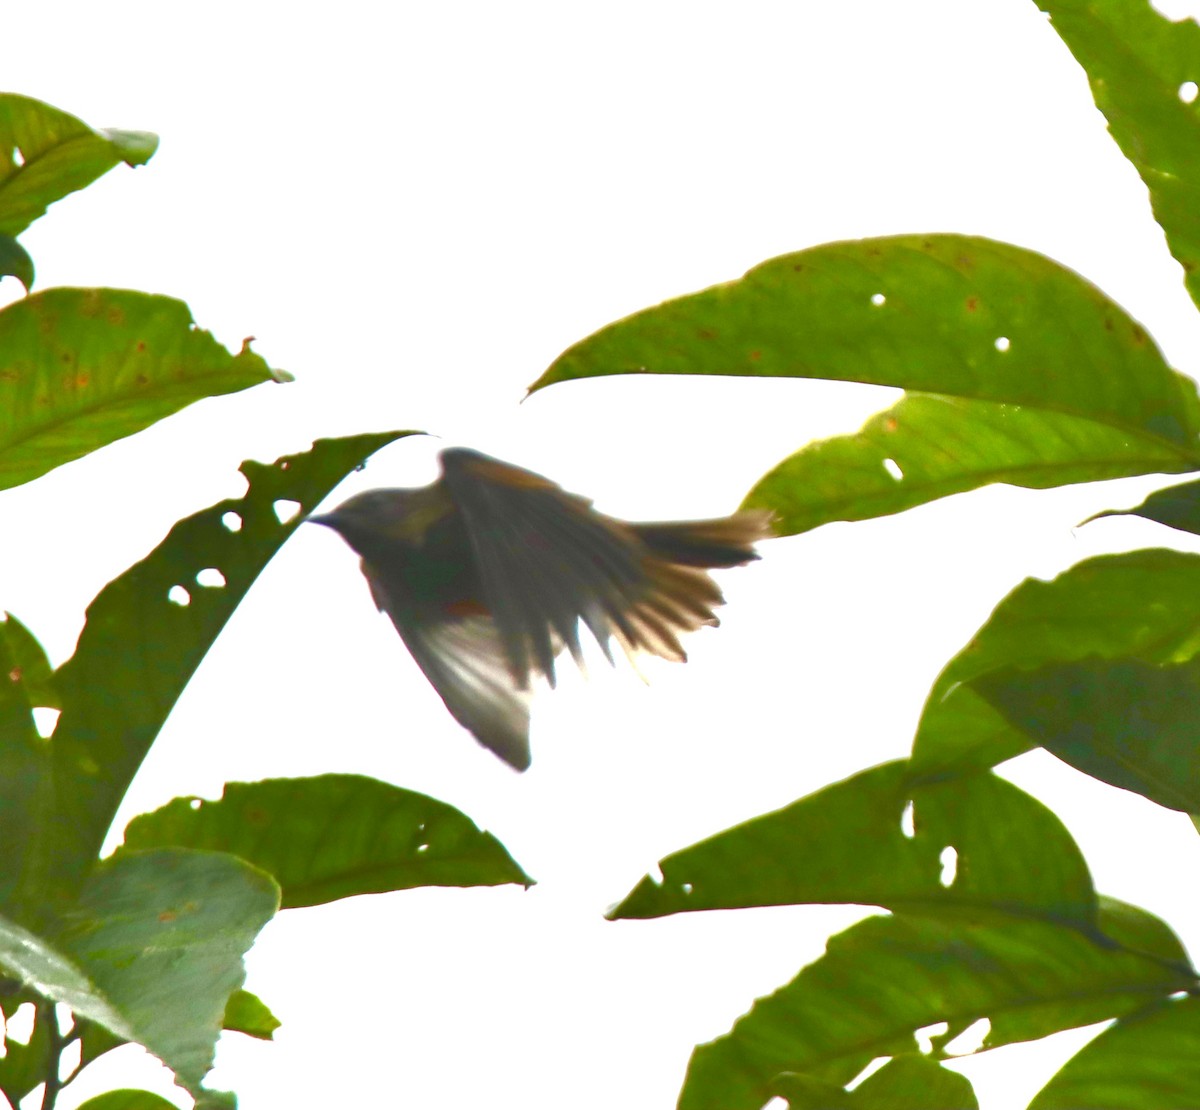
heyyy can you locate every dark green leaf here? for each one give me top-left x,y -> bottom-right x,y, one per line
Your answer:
0,998 -> 51,1105
5,432 -> 411,923
910,549 -> 1200,777
1040,1 -> 1200,309
222,989 -> 279,1041
1088,477 -> 1200,536
0,93 -> 157,237
122,774 -> 533,908
975,657 -> 1200,812
610,762 -> 1096,932
678,903 -> 1196,1110
0,233 -> 32,291
78,1015 -> 127,1068
850,1054 -> 978,1110
76,1092 -> 183,1110
1029,996 -> 1200,1109
0,288 -> 289,492
51,848 -> 278,1100
532,236 -> 1200,533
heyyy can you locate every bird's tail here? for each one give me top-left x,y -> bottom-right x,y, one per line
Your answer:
603,510 -> 775,664
630,509 -> 775,568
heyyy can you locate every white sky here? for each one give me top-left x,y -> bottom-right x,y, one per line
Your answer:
6,2 -> 1200,1107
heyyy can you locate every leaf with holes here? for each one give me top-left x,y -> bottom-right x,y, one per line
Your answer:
677,902 -> 1196,1110
530,236 -> 1200,534
609,761 -> 1096,931
742,392 -> 1200,535
121,774 -> 533,907
974,656 -> 1200,812
0,615 -> 56,913
1040,1 -> 1200,310
0,996 -> 51,1106
910,549 -> 1200,778
1088,476 -> 1200,537
1028,995 -> 1200,1110
47,848 -> 278,1103
0,288 -> 291,492
0,93 -> 157,237
3,431 -> 412,923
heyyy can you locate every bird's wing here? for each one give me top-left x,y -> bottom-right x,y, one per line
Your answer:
439,448 -> 648,687
363,559 -> 533,771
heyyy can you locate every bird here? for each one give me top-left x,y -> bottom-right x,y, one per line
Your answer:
308,448 -> 773,771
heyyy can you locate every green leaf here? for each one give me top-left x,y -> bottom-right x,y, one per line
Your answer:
51,848 -> 278,1100
222,989 -> 279,1041
975,656 -> 1200,812
678,903 -> 1196,1110
122,774 -> 533,908
76,1092 -> 183,1110
0,93 -> 157,237
1029,995 -> 1200,1109
769,1072 -> 851,1109
1040,1 -> 1200,309
910,549 -> 1200,777
0,616 -> 56,912
1088,476 -> 1200,536
609,762 -> 1096,931
4,432 -> 412,924
849,1054 -> 978,1110
0,288 -> 289,492
1097,895 -> 1193,967
0,233 -> 32,291
2,611 -> 58,709
743,392 -> 1200,535
531,235 -> 1200,533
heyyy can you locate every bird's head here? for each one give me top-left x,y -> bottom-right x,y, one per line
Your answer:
307,486 -> 451,556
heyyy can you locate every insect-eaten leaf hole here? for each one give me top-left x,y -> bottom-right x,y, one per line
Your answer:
5,1002 -> 35,1044
845,1057 -> 890,1091
680,882 -> 694,895
11,147 -> 24,168
58,1029 -> 82,1076
168,585 -> 191,607
939,845 -> 958,887
189,798 -> 203,810
914,1021 -> 949,1055
1181,81 -> 1199,104
870,292 -> 886,307
882,457 -> 904,481
221,511 -> 243,533
32,707 -> 60,739
900,800 -> 915,838
273,499 -> 302,525
416,843 -> 430,854
195,567 -> 227,589
944,1017 -> 991,1055
994,336 -> 1010,352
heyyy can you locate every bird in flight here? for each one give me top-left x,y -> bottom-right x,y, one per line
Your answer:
310,448 -> 772,770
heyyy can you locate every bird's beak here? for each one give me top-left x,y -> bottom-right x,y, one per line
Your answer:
305,512 -> 337,529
